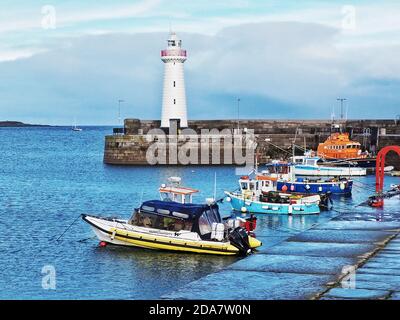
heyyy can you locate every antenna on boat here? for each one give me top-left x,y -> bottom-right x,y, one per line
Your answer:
292,127 -> 299,159
213,172 -> 217,201
139,190 -> 144,206
255,151 -> 259,173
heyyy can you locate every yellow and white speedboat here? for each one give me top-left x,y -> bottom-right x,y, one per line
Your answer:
82,200 -> 262,256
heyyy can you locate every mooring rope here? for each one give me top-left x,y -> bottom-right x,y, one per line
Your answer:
55,214 -> 82,242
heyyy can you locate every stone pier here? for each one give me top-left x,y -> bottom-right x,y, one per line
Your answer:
104,119 -> 400,166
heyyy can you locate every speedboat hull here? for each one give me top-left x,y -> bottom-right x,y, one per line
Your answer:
225,192 -> 320,215
82,214 -> 261,256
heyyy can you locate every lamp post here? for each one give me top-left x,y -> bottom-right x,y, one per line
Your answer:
237,98 -> 241,132
337,98 -> 347,120
118,99 -> 125,126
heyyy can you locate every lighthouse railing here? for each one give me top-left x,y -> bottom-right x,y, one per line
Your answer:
161,49 -> 187,57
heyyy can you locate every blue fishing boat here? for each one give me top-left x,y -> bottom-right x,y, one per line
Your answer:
276,178 -> 352,195
224,175 -> 321,215
265,162 -> 353,195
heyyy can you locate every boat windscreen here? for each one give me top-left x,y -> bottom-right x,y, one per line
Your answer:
130,211 -> 193,232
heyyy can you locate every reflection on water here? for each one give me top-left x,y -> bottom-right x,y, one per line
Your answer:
0,127 -> 399,299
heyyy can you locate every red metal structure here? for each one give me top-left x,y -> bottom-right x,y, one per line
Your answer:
373,146 -> 400,207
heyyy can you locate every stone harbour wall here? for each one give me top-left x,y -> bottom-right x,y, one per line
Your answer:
104,119 -> 400,167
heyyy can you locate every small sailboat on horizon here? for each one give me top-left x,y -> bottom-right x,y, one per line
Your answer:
72,118 -> 83,131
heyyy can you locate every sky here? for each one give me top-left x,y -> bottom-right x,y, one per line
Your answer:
0,0 -> 400,125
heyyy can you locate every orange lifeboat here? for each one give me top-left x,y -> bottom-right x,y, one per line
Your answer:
317,132 -> 367,160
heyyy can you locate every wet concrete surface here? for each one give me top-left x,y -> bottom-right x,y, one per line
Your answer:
321,288 -> 391,300
165,218 -> 400,300
166,270 -> 333,300
288,229 -> 395,244
319,233 -> 400,300
227,254 -> 355,275
261,242 -> 375,257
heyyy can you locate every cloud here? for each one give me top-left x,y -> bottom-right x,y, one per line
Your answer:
0,21 -> 399,125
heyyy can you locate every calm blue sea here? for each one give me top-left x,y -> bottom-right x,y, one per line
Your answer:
0,126 -> 399,299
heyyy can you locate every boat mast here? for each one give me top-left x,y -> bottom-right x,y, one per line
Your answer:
212,172 -> 217,202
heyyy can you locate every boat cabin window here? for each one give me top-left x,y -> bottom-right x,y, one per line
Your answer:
197,208 -> 221,236
198,214 -> 212,235
141,205 -> 155,211
160,192 -> 187,204
130,212 -> 192,232
240,181 -> 249,190
160,192 -> 173,202
305,159 -> 316,166
175,194 -> 184,203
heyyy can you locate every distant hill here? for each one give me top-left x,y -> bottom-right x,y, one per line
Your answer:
0,121 -> 50,127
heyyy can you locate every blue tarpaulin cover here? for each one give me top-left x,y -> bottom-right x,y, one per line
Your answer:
140,200 -> 219,221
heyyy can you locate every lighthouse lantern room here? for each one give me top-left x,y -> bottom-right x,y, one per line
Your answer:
160,32 -> 188,128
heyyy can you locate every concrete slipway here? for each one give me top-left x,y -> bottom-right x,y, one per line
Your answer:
164,218 -> 400,300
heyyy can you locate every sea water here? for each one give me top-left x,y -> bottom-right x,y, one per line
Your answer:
0,126 -> 399,299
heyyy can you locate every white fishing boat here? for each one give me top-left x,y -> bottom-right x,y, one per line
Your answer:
292,156 -> 366,177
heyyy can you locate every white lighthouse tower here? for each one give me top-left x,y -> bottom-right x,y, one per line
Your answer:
160,32 -> 188,128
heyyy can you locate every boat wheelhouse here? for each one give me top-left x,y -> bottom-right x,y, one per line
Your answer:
159,183 -> 198,204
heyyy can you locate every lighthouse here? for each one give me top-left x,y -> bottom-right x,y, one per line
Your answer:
160,32 -> 188,128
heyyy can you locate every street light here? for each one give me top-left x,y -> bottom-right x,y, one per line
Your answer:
337,98 -> 347,120
118,99 -> 125,126
237,98 -> 241,132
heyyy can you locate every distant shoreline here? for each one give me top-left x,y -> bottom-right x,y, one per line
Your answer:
0,121 -> 51,127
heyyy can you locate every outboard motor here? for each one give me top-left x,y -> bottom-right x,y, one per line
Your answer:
228,227 -> 252,256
